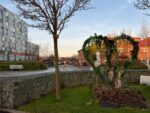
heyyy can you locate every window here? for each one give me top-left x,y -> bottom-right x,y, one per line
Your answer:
1,46 -> 5,51
12,44 -> 16,51
12,32 -> 15,37
0,27 -> 4,36
142,47 -> 148,53
11,37 -> 16,43
13,19 -> 15,27
18,36 -> 20,39
22,40 -> 25,44
24,27 -> 27,33
20,24 -> 22,32
6,29 -> 8,35
1,37 -> 5,42
0,10 -> 3,22
17,22 -> 20,28
6,16 -> 9,23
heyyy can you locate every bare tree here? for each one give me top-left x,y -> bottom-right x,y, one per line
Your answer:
139,20 -> 150,39
12,0 -> 91,99
135,0 -> 150,15
120,28 -> 132,36
139,20 -> 150,69
39,43 -> 51,58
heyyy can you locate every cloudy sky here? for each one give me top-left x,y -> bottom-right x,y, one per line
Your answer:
0,0 -> 150,57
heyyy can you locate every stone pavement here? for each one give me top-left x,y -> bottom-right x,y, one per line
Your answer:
0,65 -> 90,78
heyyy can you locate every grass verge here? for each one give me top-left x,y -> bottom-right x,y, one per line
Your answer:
19,85 -> 150,113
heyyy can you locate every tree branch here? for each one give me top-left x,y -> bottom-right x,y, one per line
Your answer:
135,0 -> 150,15
12,0 -> 91,35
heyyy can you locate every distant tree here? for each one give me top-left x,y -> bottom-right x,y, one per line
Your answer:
139,20 -> 150,39
39,43 -> 51,58
43,54 -> 55,67
120,28 -> 132,36
69,55 -> 78,65
12,0 -> 91,99
139,20 -> 150,69
135,0 -> 150,15
49,54 -> 55,62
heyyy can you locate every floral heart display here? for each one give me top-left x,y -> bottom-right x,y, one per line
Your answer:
82,34 -> 139,86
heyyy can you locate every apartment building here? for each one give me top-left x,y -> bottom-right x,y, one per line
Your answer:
138,38 -> 150,61
27,42 -> 39,61
0,4 -> 39,61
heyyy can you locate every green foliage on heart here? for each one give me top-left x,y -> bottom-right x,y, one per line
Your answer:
82,33 -> 139,85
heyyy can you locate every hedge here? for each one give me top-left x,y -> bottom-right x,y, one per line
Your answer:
128,61 -> 148,69
0,61 -> 47,71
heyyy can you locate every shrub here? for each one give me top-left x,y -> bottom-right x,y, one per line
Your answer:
0,61 -> 47,71
128,61 -> 148,69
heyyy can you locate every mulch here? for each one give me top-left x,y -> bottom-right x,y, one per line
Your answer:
95,85 -> 148,109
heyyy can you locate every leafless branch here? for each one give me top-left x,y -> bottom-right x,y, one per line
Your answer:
12,0 -> 91,36
135,0 -> 150,15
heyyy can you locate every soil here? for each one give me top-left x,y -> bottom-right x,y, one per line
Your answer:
94,85 -> 148,109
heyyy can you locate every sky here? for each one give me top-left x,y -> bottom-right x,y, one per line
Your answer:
0,0 -> 150,57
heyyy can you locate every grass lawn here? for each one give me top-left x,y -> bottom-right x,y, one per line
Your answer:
19,85 -> 150,113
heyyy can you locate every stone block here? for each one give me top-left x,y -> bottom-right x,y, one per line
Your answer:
140,75 -> 150,86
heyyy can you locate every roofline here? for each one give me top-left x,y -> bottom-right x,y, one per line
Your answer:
0,4 -> 28,26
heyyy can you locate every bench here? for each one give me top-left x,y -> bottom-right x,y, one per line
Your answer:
9,65 -> 24,71
140,75 -> 150,86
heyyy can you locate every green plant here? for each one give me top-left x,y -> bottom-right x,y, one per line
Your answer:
0,61 -> 47,71
82,34 -> 139,88
19,85 -> 150,113
128,61 -> 148,69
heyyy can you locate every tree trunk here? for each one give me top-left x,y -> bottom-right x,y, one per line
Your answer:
53,34 -> 61,100
114,71 -> 122,89
7,51 -> 10,61
108,70 -> 114,81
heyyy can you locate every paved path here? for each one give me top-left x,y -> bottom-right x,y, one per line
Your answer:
0,109 -> 26,113
0,65 -> 90,78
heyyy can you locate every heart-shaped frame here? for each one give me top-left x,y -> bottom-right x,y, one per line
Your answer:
82,34 -> 139,85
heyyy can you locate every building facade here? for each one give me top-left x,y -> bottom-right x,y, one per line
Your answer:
26,42 -> 39,61
138,38 -> 150,61
78,49 -> 88,66
0,4 -> 39,61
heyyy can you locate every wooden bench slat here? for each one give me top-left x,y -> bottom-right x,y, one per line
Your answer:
9,65 -> 24,70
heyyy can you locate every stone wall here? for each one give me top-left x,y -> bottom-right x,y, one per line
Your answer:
0,79 -> 14,108
126,70 -> 150,83
2,71 -> 95,108
0,70 -> 149,108
13,75 -> 55,107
